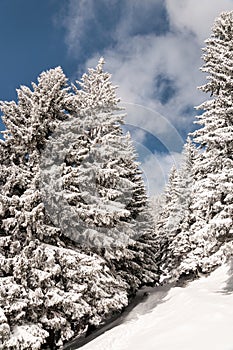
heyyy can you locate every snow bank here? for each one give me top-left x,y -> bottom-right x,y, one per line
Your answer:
80,264 -> 233,350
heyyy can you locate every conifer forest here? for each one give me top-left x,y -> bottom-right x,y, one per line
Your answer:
0,10 -> 232,350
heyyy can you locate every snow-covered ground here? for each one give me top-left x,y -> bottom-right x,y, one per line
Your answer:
80,263 -> 233,350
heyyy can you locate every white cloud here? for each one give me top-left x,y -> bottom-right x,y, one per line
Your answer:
166,0 -> 233,44
122,103 -> 184,153
82,1 -> 233,130
85,30 -> 203,139
61,0 -> 95,54
60,0 -> 233,194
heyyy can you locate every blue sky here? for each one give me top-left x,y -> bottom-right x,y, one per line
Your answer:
1,0 -> 232,194
0,1 -> 64,101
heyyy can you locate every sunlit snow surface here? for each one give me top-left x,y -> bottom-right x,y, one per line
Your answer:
80,264 -> 233,350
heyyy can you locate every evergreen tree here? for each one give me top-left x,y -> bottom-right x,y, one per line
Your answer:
155,166 -> 179,280
155,138 -> 197,282
0,67 -> 128,349
179,11 -> 233,274
0,67 -> 69,243
41,59 -> 159,293
73,59 -> 159,290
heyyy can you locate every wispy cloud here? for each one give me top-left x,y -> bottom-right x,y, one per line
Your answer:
60,0 -> 123,60
59,0 -> 233,194
166,0 -> 233,44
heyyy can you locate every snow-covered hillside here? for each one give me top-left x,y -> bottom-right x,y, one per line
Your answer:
80,263 -> 233,350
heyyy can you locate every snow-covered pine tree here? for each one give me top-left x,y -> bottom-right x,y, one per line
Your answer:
155,166 -> 179,279
162,139 -> 197,281
52,58 -> 159,292
0,68 -> 128,349
179,11 -> 233,274
155,138 -> 197,282
1,67 -> 69,243
0,67 -> 70,348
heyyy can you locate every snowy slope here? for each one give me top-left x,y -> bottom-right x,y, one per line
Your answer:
80,264 -> 233,350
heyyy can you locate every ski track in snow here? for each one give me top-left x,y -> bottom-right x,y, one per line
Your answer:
79,264 -> 233,350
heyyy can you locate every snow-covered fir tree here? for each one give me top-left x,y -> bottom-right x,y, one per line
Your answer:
0,67 -> 128,349
178,11 -> 233,275
154,138 -> 197,282
159,138 -> 197,281
155,166 -> 179,279
42,58 -> 159,292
